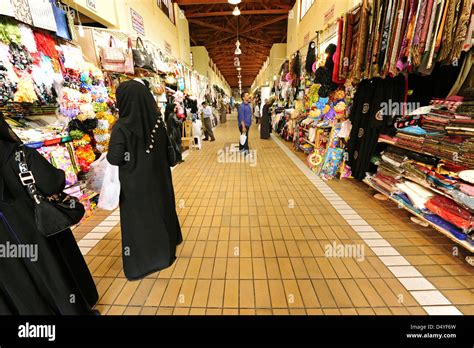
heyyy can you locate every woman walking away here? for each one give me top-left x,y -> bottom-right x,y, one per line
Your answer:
260,97 -> 275,139
107,80 -> 183,281
0,116 -> 98,314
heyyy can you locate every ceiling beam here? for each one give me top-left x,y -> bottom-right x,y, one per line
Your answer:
175,0 -> 279,5
205,14 -> 288,46
187,19 -> 235,34
185,9 -> 290,18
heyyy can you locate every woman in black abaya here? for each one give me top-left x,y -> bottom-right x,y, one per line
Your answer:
260,97 -> 275,139
107,80 -> 182,281
0,116 -> 98,314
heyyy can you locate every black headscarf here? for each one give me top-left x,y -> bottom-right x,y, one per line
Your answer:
305,41 -> 316,74
325,43 -> 337,71
0,114 -> 21,143
115,80 -> 159,151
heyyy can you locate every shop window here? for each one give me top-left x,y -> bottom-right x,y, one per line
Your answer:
300,0 -> 315,20
157,0 -> 175,24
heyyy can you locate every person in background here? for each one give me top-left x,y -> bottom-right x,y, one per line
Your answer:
254,97 -> 261,124
219,100 -> 227,124
107,80 -> 183,281
201,101 -> 216,142
260,97 -> 275,139
237,91 -> 252,154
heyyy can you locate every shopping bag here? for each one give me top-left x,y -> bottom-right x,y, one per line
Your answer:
99,36 -> 126,73
87,153 -> 108,192
240,134 -> 247,146
97,159 -> 120,211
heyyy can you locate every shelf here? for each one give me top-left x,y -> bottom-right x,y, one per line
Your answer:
363,178 -> 474,253
302,138 -> 316,146
378,137 -> 461,165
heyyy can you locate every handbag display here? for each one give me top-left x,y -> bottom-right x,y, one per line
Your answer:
28,0 -> 57,32
50,0 -> 71,40
11,0 -> 33,25
132,37 -> 155,71
123,37 -> 135,75
99,36 -> 126,73
16,146 -> 85,237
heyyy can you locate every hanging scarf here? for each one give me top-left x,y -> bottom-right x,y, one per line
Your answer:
364,0 -> 380,78
349,7 -> 362,79
339,14 -> 347,79
355,0 -> 371,80
414,0 -> 435,68
449,0 -> 472,62
438,0 -> 460,61
434,0 -> 450,51
342,13 -> 354,78
333,18 -> 345,84
411,0 -> 429,65
371,0 -> 388,77
379,0 -> 395,71
398,0 -> 419,71
389,0 -> 409,75
425,0 -> 447,70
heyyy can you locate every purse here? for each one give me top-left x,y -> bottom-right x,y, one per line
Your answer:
132,37 -> 155,71
50,0 -> 71,40
100,36 -> 126,73
16,146 -> 85,237
123,37 -> 135,75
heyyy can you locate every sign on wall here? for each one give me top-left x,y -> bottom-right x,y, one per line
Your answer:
164,40 -> 172,54
130,8 -> 145,36
86,0 -> 97,11
324,5 -> 335,24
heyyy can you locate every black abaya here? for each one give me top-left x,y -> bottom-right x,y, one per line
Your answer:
0,118 -> 98,314
107,80 -> 182,280
260,104 -> 271,139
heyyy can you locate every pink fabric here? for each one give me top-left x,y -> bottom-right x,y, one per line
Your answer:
460,183 -> 474,197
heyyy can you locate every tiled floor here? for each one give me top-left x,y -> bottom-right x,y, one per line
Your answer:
73,113 -> 474,315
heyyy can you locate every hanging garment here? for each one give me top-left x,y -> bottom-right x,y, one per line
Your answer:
437,0 -> 460,61
260,103 -> 272,139
0,119 -> 98,314
333,18 -> 345,84
448,0 -> 472,62
397,0 -> 420,71
107,80 -> 182,280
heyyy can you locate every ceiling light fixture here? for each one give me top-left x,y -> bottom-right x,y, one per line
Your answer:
228,0 -> 241,5
232,6 -> 240,16
235,40 -> 241,55
236,67 -> 242,71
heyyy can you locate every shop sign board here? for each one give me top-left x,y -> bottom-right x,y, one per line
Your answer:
130,8 -> 145,36
86,0 -> 97,11
165,41 -> 172,55
324,5 -> 335,24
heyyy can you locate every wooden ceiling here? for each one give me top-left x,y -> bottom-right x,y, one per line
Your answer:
175,0 -> 295,88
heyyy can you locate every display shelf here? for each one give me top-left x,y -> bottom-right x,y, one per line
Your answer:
398,173 -> 474,214
364,177 -> 474,252
302,138 -> 316,146
378,137 -> 461,164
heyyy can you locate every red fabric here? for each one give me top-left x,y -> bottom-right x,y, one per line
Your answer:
425,195 -> 473,230
332,18 -> 345,84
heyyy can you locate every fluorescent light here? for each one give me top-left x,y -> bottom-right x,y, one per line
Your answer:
228,0 -> 241,4
232,6 -> 240,16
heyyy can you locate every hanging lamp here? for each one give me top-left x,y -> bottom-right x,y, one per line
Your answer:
228,0 -> 241,4
232,6 -> 241,16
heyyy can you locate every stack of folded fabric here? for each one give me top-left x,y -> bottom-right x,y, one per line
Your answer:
396,181 -> 435,212
425,195 -> 473,234
422,135 -> 468,164
422,111 -> 454,132
396,132 -> 425,151
446,115 -> 474,137
459,138 -> 474,167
